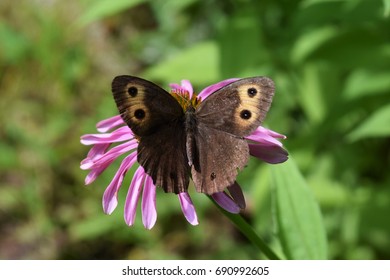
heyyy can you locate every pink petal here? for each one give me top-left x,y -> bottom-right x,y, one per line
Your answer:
249,143 -> 289,164
124,167 -> 146,226
169,81 -> 193,98
180,80 -> 193,98
211,192 -> 241,214
246,127 -> 287,148
102,153 -> 137,215
246,132 -> 284,147
80,143 -> 111,171
84,162 -> 114,185
198,78 -> 239,99
253,126 -> 287,139
141,175 -> 157,229
96,115 -> 125,132
169,83 -> 185,94
227,182 -> 246,209
247,126 -> 289,162
85,143 -> 111,161
178,192 -> 199,225
80,140 -> 137,170
169,83 -> 181,90
80,126 -> 133,145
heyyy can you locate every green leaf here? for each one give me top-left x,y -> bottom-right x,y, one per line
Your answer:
217,3 -> 267,77
291,26 -> 338,64
271,157 -> 328,259
347,104 -> 390,141
292,26 -> 389,69
384,0 -> 390,17
0,23 -> 30,63
77,0 -> 146,26
297,63 -> 327,123
344,69 -> 390,100
143,41 -> 219,84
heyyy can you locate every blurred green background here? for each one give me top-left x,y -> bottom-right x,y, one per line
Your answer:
1,0 -> 389,260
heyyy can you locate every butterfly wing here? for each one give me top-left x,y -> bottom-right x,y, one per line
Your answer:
190,123 -> 249,194
191,77 -> 275,194
196,77 -> 275,136
112,76 -> 190,193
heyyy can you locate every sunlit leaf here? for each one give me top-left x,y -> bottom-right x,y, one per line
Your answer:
77,0 -> 146,26
291,26 -> 338,64
384,0 -> 390,17
292,26 -> 389,69
297,63 -> 327,123
347,104 -> 390,141
143,41 -> 219,84
271,157 -> 328,259
344,70 -> 390,99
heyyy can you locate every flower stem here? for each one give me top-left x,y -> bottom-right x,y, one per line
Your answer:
210,197 -> 281,260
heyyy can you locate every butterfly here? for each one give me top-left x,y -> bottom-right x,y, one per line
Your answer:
112,76 -> 274,195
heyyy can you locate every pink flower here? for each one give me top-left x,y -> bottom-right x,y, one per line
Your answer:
80,78 -> 288,229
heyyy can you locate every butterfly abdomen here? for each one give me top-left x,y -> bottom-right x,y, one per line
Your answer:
184,105 -> 200,171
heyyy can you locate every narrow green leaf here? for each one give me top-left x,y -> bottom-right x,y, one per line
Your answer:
347,104 -> 390,141
298,63 -> 327,123
384,0 -> 390,17
77,0 -> 146,26
271,157 -> 328,259
217,3 -> 267,77
143,41 -> 219,84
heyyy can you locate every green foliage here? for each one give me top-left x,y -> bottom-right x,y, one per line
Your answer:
1,0 -> 389,260
347,104 -> 390,141
77,0 -> 147,26
144,41 -> 220,83
271,158 -> 327,260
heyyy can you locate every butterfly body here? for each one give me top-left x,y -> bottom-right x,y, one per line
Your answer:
112,76 -> 274,195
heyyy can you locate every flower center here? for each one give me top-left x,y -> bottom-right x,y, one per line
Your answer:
170,89 -> 201,112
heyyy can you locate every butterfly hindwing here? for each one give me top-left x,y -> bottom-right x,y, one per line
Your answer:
137,119 -> 190,194
190,122 -> 249,194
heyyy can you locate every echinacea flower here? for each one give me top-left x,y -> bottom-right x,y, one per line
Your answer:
80,78 -> 288,229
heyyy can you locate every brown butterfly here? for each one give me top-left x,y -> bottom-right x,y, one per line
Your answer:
112,76 -> 274,195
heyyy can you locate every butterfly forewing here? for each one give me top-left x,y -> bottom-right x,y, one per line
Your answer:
195,77 -> 275,137
112,75 -> 190,193
112,76 -> 184,136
